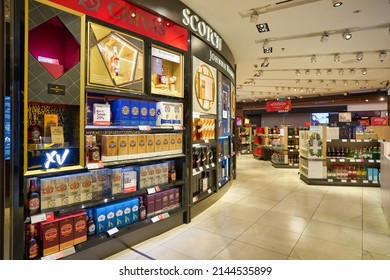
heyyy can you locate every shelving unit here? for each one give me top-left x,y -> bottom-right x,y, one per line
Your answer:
238,125 -> 254,155
271,125 -> 301,168
253,126 -> 280,160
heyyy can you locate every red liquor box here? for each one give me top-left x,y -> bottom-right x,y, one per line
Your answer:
73,211 -> 87,245
55,176 -> 69,208
58,215 -> 74,251
145,194 -> 155,218
41,220 -> 59,257
168,188 -> 175,210
154,192 -> 162,215
161,190 -> 170,212
174,188 -> 181,208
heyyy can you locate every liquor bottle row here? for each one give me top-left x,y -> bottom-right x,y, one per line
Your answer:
25,188 -> 181,260
271,152 -> 299,165
287,138 -> 299,149
192,145 -> 215,169
26,160 -> 177,216
327,166 -> 380,181
86,132 -> 183,163
192,170 -> 215,196
326,146 -> 380,160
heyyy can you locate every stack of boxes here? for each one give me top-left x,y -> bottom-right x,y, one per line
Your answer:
144,188 -> 181,218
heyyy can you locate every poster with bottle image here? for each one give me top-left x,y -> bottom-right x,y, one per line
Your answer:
192,56 -> 217,115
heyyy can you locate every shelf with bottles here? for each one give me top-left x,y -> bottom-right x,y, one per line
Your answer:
326,165 -> 380,186
192,115 -> 217,143
192,169 -> 217,204
325,139 -> 381,163
192,144 -> 216,174
271,150 -> 300,168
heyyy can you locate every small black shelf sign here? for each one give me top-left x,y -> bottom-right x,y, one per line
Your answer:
48,84 -> 65,95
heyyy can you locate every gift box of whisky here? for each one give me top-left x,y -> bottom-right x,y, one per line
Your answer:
176,133 -> 183,152
90,170 -> 98,198
86,98 -> 103,125
93,103 -> 111,126
145,194 -> 155,218
161,190 -> 170,212
117,135 -> 128,160
154,134 -> 163,154
146,134 -> 155,154
80,173 -> 93,202
135,165 -> 149,189
128,135 -> 138,157
154,163 -> 162,185
115,202 -> 125,228
174,188 -> 180,208
156,101 -> 172,126
94,205 -> 107,234
96,169 -> 110,196
147,164 -> 156,187
123,200 -> 132,225
67,174 -> 81,205
40,178 -> 56,210
110,168 -> 123,195
111,99 -> 131,126
58,215 -> 74,251
172,103 -> 183,126
101,135 -> 118,162
131,197 -> 139,222
148,101 -> 156,126
73,211 -> 87,245
139,101 -> 149,125
161,134 -> 170,153
168,188 -> 175,209
169,134 -> 176,151
41,220 -> 59,257
154,192 -> 162,215
137,134 -> 147,156
55,176 -> 69,208
161,162 -> 169,184
106,204 -> 116,230
130,100 -> 140,126
122,167 -> 137,194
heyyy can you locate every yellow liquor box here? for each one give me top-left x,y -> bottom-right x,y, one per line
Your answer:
101,135 -> 118,162
154,134 -> 163,153
146,134 -> 155,154
128,135 -> 138,157
161,134 -> 170,153
137,134 -> 147,155
111,168 -> 123,195
169,134 -> 176,151
117,135 -> 128,160
40,178 -> 56,210
80,173 -> 93,202
44,114 -> 58,138
67,174 -> 81,204
176,133 -> 183,152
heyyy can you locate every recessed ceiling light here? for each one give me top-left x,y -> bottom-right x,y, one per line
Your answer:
296,70 -> 301,76
332,0 -> 343,7
316,69 -> 322,76
305,70 -> 310,75
361,69 -> 367,75
334,53 -> 340,62
356,52 -> 364,61
350,69 -> 355,75
342,29 -> 352,40
344,80 -> 348,86
311,55 -> 317,63
320,32 -> 329,43
339,69 -> 344,75
256,23 -> 270,33
327,69 -> 332,75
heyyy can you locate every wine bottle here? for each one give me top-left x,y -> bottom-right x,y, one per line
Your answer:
27,178 -> 40,216
26,224 -> 40,260
139,196 -> 146,220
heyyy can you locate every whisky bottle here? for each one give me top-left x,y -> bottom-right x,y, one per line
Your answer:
27,178 -> 40,216
139,196 -> 146,220
26,224 -> 40,260
168,162 -> 177,182
88,135 -> 100,163
28,114 -> 41,144
87,214 -> 96,236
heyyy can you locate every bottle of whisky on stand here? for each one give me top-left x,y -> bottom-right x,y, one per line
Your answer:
26,223 -> 40,260
27,178 -> 40,216
88,135 -> 100,163
28,114 -> 41,144
168,162 -> 177,182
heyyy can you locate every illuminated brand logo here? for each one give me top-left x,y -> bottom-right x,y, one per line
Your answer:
43,149 -> 70,169
78,0 -> 100,11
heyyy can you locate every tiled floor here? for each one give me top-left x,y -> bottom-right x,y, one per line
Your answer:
105,155 -> 390,260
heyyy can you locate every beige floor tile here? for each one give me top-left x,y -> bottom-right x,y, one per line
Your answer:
312,208 -> 362,229
281,192 -> 324,208
213,240 -> 288,260
290,235 -> 362,260
237,196 -> 279,211
318,198 -> 362,214
363,211 -> 390,235
362,250 -> 390,260
363,231 -> 390,257
303,220 -> 362,249
271,201 -> 317,220
162,227 -> 233,259
144,245 -> 195,260
256,211 -> 309,234
215,203 -> 268,222
250,188 -> 292,201
219,192 -> 248,203
237,224 -> 300,255
195,213 -> 253,239
147,224 -> 192,245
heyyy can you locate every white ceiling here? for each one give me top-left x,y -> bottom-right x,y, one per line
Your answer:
180,0 -> 390,103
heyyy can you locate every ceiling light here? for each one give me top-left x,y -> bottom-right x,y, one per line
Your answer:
263,40 -> 272,53
332,0 -> 343,7
296,80 -> 300,85
327,69 -> 332,75
250,10 -> 259,23
361,69 -> 367,75
261,58 -> 269,67
305,70 -> 310,75
339,69 -> 344,75
355,80 -> 359,86
296,70 -> 301,76
350,69 -> 355,75
334,53 -> 340,62
320,32 -> 329,42
311,55 -> 317,63
380,97 -> 385,101
344,80 -> 348,86
379,51 -> 387,62
316,69 -> 321,76
356,52 -> 363,61
256,23 -> 270,33
342,29 -> 352,40
307,80 -> 312,84
319,80 -> 324,84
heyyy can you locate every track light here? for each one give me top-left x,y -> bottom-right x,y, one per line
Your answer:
320,32 -> 329,42
316,69 -> 321,76
350,69 -> 355,75
263,40 -> 272,53
342,29 -> 352,40
261,58 -> 269,67
379,51 -> 387,62
344,80 -> 348,86
296,80 -> 300,85
361,69 -> 367,75
327,69 -> 332,75
338,69 -> 344,75
332,0 -> 343,7
356,52 -> 363,61
311,55 -> 317,63
296,70 -> 301,76
250,10 -> 259,23
334,53 -> 340,62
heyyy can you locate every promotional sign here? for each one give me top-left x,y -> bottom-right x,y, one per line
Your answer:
370,117 -> 388,126
266,100 -> 291,112
48,0 -> 188,51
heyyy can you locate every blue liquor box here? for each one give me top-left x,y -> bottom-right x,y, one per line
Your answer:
131,197 -> 140,222
111,99 -> 131,126
130,100 -> 140,126
139,101 -> 149,125
94,206 -> 108,234
123,200 -> 133,225
106,204 -> 116,230
115,202 -> 125,228
148,101 -> 156,126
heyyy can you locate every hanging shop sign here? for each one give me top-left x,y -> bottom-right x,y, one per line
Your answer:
48,0 -> 188,51
266,100 -> 291,112
370,117 -> 388,126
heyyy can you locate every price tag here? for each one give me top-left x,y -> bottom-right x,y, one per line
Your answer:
350,139 -> 356,142
55,251 -> 64,259
87,163 -> 104,170
147,187 -> 156,194
173,125 -> 183,130
364,139 -> 370,142
31,213 -> 47,224
351,180 -> 357,183
328,179 -> 334,182
107,227 -> 119,236
193,196 -> 198,203
342,139 -> 347,142
160,213 -> 170,219
45,212 -> 55,221
155,186 -> 161,192
208,189 -> 212,194
378,139 -> 383,142
61,247 -> 76,258
138,125 -> 151,131
373,181 -> 379,184
341,179 -> 347,183
363,180 -> 369,184
377,160 -> 381,163
340,159 -> 345,162
151,216 -> 160,223
327,139 -> 331,142
356,139 -> 362,142
204,139 -> 210,143
368,160 -> 374,163
349,159 -> 355,162
331,159 -> 336,162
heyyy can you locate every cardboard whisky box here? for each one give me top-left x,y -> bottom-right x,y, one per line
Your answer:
161,162 -> 169,184
154,163 -> 162,185
115,203 -> 125,228
101,135 -> 118,162
131,197 -> 139,222
154,192 -> 162,215
168,188 -> 175,209
136,165 -> 149,189
123,200 -> 132,225
41,220 -> 59,257
145,194 -> 155,218
111,99 -> 131,126
161,134 -> 170,154
147,164 -> 156,187
169,134 -> 176,151
139,101 -> 149,125
106,204 -> 116,230
117,135 -> 128,160
90,170 -> 98,199
54,176 -> 69,208
94,206 -> 107,234
73,211 -> 87,245
154,134 -> 163,154
59,215 -> 74,251
171,103 -> 183,126
40,178 -> 56,210
130,100 -> 140,126
176,133 -> 183,152
80,173 -> 93,202
43,114 -> 58,138
110,168 -> 123,195
122,168 -> 137,194
95,169 -> 109,197
68,174 -> 81,205
146,134 -> 155,154
128,135 -> 138,157
137,134 -> 147,156
161,190 -> 170,212
148,101 -> 156,126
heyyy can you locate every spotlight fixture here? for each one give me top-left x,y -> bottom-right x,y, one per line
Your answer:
332,0 -> 343,7
316,69 -> 321,76
350,69 -> 355,75
334,53 -> 340,62
261,58 -> 269,67
342,29 -> 352,40
327,69 -> 332,75
356,52 -> 364,61
339,69 -> 344,75
361,69 -> 367,75
250,10 -> 259,23
305,70 -> 310,75
379,51 -> 387,62
296,70 -> 301,76
256,23 -> 270,33
344,80 -> 348,86
320,32 -> 329,43
263,40 -> 272,53
355,80 -> 359,86
311,55 -> 317,63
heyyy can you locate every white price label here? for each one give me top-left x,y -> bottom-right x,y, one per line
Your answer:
173,125 -> 183,130
151,216 -> 160,223
350,139 -> 356,142
331,159 -> 336,162
147,187 -> 156,194
364,139 -> 370,142
87,163 -> 102,170
363,180 -> 369,184
368,160 -> 374,163
341,179 -> 347,183
356,139 -> 362,142
208,189 -> 212,194
373,181 -> 379,184
204,139 -> 210,143
340,159 -> 345,162
107,227 -> 119,236
31,213 -> 47,224
193,196 -> 198,203
377,160 -> 381,163
349,159 -> 355,162
351,180 -> 357,183
342,139 -> 347,142
328,179 -> 334,182
138,125 -> 151,131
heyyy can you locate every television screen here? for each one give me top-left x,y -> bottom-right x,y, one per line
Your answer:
311,113 -> 329,125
